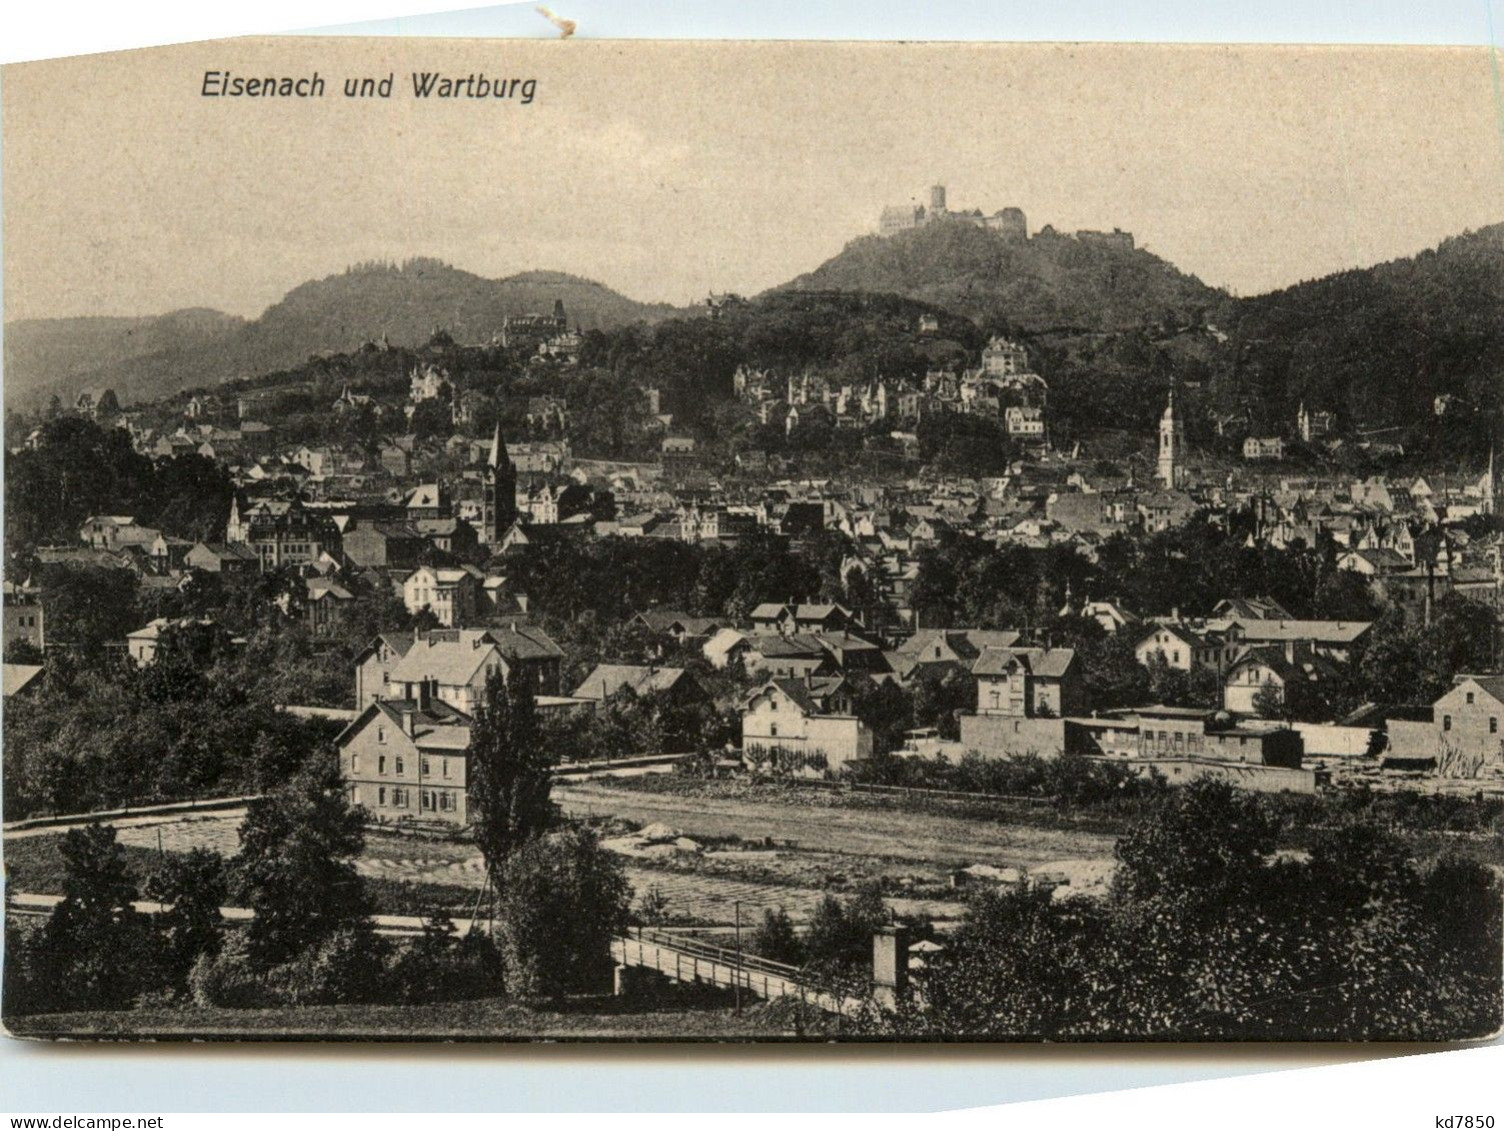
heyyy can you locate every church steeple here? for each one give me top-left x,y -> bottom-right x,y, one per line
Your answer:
481,419 -> 517,546
1156,382 -> 1185,489
488,419 -> 509,470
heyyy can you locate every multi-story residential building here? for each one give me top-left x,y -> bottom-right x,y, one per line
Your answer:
401,565 -> 482,626
741,677 -> 873,774
336,694 -> 472,824
971,646 -> 1083,718
1433,675 -> 1504,776
409,364 -> 448,402
227,498 -> 342,570
1134,620 -> 1240,674
78,515 -> 160,552
1243,436 -> 1285,461
1005,405 -> 1046,440
3,580 -> 45,652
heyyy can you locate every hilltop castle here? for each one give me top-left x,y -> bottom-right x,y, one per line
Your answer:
877,184 -> 1134,250
879,185 -> 1027,240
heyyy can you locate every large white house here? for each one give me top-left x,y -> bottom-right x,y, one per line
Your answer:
741,678 -> 872,774
401,565 -> 481,627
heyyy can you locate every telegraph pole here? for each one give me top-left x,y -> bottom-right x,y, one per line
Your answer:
734,899 -> 743,1015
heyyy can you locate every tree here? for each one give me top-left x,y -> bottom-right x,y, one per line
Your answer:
466,670 -> 556,884
145,847 -> 228,989
803,886 -> 888,974
496,827 -> 631,998
1251,678 -> 1285,720
409,397 -> 454,441
749,906 -> 805,966
232,759 -> 369,966
33,824 -> 155,1010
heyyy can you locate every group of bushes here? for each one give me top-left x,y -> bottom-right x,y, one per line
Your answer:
851,780 -> 1504,1041
184,919 -> 502,1010
4,764 -> 631,1019
847,749 -> 1168,809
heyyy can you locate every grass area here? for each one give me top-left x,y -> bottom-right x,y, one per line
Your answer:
4,835 -> 163,894
3,996 -> 799,1041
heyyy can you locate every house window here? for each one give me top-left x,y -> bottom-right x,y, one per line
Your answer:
1491,718 -> 1499,734
770,722 -> 778,738
421,758 -> 431,776
350,753 -> 359,773
1172,651 -> 1181,664
1466,692 -> 1475,705
392,788 -> 407,807
421,791 -> 434,811
442,758 -> 450,778
377,726 -> 387,744
395,757 -> 405,775
378,786 -> 386,806
1443,715 -> 1452,732
934,646 -> 942,659
378,755 -> 386,774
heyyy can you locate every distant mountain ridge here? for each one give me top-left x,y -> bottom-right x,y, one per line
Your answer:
1220,223 -> 1504,450
3,260 -> 680,409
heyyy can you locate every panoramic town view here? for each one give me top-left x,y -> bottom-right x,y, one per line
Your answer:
2,41 -> 1501,1042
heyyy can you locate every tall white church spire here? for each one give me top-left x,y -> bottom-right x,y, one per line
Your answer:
1157,383 -> 1185,488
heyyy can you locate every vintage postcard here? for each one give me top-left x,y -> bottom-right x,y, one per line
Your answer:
1,37 -> 1501,1043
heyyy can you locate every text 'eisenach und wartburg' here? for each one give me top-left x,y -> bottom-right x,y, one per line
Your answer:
201,71 -> 538,103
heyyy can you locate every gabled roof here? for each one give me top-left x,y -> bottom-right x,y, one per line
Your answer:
745,677 -> 822,716
898,628 -> 1023,661
793,603 -> 853,622
354,632 -> 418,665
1213,596 -> 1295,620
1229,618 -> 1371,645
3,663 -> 45,698
336,698 -> 473,750
572,664 -> 693,701
1228,646 -> 1340,686
190,541 -> 261,562
482,623 -> 564,662
1450,675 -> 1504,707
389,638 -> 500,687
636,608 -> 720,636
751,634 -> 829,659
972,646 -> 1076,678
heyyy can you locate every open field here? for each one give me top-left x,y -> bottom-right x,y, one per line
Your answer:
3,772 -> 1122,927
556,777 -> 1122,876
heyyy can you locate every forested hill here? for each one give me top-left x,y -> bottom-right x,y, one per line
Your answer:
3,260 -> 680,411
1220,224 -> 1504,458
2,309 -> 247,411
777,220 -> 1227,331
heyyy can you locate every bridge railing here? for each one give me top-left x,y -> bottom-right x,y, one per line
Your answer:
633,927 -> 804,981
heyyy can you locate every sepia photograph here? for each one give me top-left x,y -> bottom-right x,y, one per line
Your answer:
1,34 -> 1501,1045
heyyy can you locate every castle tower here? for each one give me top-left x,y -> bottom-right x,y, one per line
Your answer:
1157,384 -> 1185,489
482,420 -> 518,546
929,184 -> 947,215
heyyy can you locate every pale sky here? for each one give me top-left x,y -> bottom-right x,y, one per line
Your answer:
3,38 -> 1502,321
